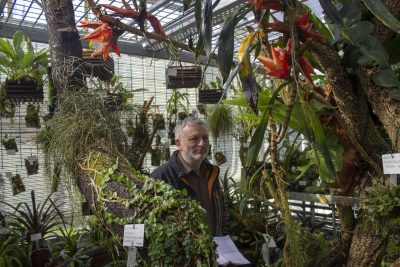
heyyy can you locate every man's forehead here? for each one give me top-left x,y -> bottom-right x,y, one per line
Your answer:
182,123 -> 208,134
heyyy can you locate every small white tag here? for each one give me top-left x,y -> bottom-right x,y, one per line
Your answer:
263,234 -> 276,248
31,233 -> 42,241
27,156 -> 37,164
167,68 -> 178,77
382,153 -> 400,174
6,149 -> 16,155
123,224 -> 144,247
299,180 -> 307,186
5,172 -> 12,178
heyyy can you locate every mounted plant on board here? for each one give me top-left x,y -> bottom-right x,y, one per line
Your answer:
1,134 -> 18,153
9,173 -> 25,196
25,104 -> 40,128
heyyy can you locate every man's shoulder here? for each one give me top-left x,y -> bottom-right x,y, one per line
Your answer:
150,162 -> 172,179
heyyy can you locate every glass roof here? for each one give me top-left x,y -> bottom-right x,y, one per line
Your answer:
0,0 -> 324,60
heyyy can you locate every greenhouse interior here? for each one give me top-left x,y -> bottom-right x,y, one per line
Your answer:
0,0 -> 399,266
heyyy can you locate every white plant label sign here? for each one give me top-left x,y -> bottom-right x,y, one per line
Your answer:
382,153 -> 400,174
31,233 -> 42,241
123,224 -> 144,247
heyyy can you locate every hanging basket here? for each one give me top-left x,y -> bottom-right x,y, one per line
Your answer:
166,66 -> 202,89
198,89 -> 223,104
25,156 -> 39,175
5,79 -> 44,103
82,50 -> 115,81
214,151 -> 227,165
10,174 -> 26,196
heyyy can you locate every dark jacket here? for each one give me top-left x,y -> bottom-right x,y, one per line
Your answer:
150,150 -> 228,236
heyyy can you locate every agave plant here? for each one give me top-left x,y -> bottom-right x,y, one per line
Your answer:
0,30 -> 49,85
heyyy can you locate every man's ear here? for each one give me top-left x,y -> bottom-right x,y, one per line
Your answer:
175,139 -> 181,148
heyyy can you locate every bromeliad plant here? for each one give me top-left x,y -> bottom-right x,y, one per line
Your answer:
0,30 -> 49,85
77,0 -> 165,60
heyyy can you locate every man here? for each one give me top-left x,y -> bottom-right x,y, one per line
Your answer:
150,117 -> 227,236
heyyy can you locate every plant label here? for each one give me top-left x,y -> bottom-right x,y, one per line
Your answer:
27,155 -> 37,164
263,234 -> 276,248
123,224 -> 144,247
167,68 -> 178,77
299,180 -> 307,186
5,172 -> 12,178
31,233 -> 42,241
382,153 -> 400,174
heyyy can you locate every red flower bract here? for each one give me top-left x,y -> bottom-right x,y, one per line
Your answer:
78,20 -> 121,60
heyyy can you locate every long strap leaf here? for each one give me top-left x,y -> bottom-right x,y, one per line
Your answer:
361,0 -> 400,33
245,82 -> 289,167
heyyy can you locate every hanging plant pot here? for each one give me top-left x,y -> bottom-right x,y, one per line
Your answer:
166,66 -> 202,89
177,111 -> 188,121
103,92 -> 123,110
82,50 -> 115,81
151,149 -> 161,166
1,136 -> 18,154
25,104 -> 41,128
25,156 -> 39,175
10,174 -> 25,196
198,89 -> 223,104
152,113 -> 166,130
214,151 -> 227,165
5,79 -> 44,103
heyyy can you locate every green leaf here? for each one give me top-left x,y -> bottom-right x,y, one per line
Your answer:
389,89 -> 400,100
303,102 -> 339,182
361,0 -> 400,33
317,0 -> 343,27
357,49 -> 389,67
372,68 -> 400,88
302,2 -> 334,42
339,2 -> 362,27
195,0 -> 202,33
218,14 -> 236,83
346,21 -> 374,43
201,0 -> 213,56
245,83 -> 288,167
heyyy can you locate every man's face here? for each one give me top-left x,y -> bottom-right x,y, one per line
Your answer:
176,123 -> 210,165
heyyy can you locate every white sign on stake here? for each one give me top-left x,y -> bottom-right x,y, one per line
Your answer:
123,224 -> 144,247
30,233 -> 42,241
382,153 -> 400,174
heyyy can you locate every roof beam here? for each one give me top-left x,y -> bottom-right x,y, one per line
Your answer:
0,0 -> 7,15
0,22 -> 216,66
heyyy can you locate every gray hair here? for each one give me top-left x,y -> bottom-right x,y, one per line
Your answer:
174,117 -> 208,140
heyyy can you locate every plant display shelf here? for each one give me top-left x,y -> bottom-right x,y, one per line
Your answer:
82,50 -> 115,81
5,80 -> 44,103
166,66 -> 202,89
198,89 -> 223,104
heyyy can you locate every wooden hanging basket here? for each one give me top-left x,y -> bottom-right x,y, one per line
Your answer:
82,50 -> 115,81
5,79 -> 44,103
198,89 -> 223,104
166,66 -> 202,89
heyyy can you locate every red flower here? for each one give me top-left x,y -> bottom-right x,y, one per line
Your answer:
267,12 -> 325,41
248,0 -> 283,11
78,20 -> 121,60
258,46 -> 290,79
285,39 -> 315,85
101,1 -> 165,36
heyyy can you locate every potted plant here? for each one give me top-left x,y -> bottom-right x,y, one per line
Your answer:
214,151 -> 227,166
198,76 -> 224,104
25,155 -> 39,175
166,65 -> 202,89
1,134 -> 18,154
10,173 -> 25,195
25,104 -> 40,128
82,49 -> 115,81
1,190 -> 62,266
0,30 -> 49,102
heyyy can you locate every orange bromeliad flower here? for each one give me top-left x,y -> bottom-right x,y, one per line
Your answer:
248,0 -> 283,11
267,12 -> 325,41
258,46 -> 290,79
78,20 -> 121,60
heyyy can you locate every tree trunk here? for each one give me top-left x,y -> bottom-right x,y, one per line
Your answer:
42,0 -> 83,92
